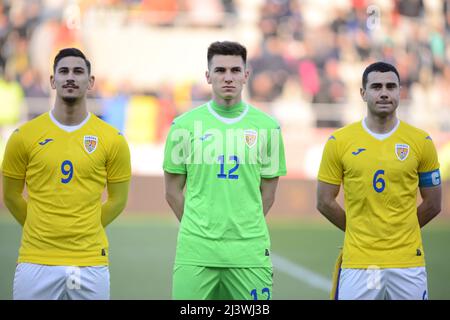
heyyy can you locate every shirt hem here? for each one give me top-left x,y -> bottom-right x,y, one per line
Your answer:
261,171 -> 287,178
163,168 -> 187,174
18,256 -> 109,266
342,262 -> 426,269
175,260 -> 272,268
107,176 -> 131,183
317,177 -> 341,185
2,171 -> 25,179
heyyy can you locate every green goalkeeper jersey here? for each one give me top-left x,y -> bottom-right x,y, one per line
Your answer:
163,100 -> 287,267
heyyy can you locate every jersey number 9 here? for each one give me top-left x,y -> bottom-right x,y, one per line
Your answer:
61,160 -> 74,184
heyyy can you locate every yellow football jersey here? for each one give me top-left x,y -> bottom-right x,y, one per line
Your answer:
2,112 -> 131,266
318,120 -> 440,268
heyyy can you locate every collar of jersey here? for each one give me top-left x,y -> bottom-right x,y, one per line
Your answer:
49,110 -> 91,133
207,100 -> 249,125
362,117 -> 400,141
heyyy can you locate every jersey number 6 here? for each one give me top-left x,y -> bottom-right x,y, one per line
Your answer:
373,169 -> 385,193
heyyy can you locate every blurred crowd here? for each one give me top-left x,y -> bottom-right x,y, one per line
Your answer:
1,0 -> 450,141
247,0 -> 450,129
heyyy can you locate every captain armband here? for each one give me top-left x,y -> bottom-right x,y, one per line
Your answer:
419,169 -> 441,187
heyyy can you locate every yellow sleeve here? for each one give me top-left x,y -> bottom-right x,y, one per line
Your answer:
418,136 -> 440,173
318,135 -> 343,185
106,132 -> 131,183
1,128 -> 27,179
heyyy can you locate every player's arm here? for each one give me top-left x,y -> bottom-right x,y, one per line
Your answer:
164,171 -> 186,222
260,177 -> 279,216
101,180 -> 130,227
316,181 -> 346,231
2,176 -> 27,226
417,185 -> 441,228
416,136 -> 442,228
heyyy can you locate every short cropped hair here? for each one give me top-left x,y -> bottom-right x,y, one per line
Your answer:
53,48 -> 91,74
207,41 -> 247,67
362,61 -> 400,89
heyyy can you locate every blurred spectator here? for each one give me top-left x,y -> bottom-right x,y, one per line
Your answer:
396,52 -> 419,100
330,8 -> 349,35
313,58 -> 347,104
445,0 -> 450,34
221,0 -> 236,15
347,5 -> 369,33
353,28 -> 372,60
434,64 -> 450,132
248,37 -> 290,102
396,0 -> 424,18
294,40 -> 320,102
313,58 -> 347,127
3,32 -> 30,80
259,0 -> 302,40
429,25 -> 446,75
19,68 -> 47,97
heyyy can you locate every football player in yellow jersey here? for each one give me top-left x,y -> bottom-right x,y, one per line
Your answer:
2,48 -> 131,300
317,62 -> 442,300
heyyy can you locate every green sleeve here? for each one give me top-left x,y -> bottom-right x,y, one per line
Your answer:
261,125 -> 287,178
163,121 -> 190,174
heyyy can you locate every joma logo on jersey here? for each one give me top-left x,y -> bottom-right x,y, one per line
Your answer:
395,144 -> 409,161
84,135 -> 98,154
244,129 -> 257,148
39,138 -> 54,145
352,148 -> 366,155
199,133 -> 213,141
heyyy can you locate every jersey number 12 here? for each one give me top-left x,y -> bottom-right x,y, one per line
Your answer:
217,155 -> 239,180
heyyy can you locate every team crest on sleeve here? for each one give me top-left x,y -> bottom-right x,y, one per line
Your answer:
244,129 -> 258,148
84,135 -> 98,154
395,143 -> 409,161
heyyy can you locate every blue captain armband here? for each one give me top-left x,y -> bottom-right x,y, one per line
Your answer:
419,169 -> 441,187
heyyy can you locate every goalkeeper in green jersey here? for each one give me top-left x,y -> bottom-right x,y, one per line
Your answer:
163,41 -> 287,300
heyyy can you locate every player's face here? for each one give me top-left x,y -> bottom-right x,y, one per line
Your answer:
361,71 -> 400,118
206,55 -> 249,104
50,56 -> 94,103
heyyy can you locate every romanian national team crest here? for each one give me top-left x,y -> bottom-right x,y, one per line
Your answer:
244,129 -> 257,148
84,135 -> 98,154
395,143 -> 409,161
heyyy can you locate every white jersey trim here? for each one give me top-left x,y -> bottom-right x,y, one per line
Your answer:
362,118 -> 400,141
49,110 -> 91,132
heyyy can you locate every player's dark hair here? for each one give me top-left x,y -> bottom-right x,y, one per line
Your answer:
207,41 -> 247,67
362,61 -> 400,89
53,48 -> 91,75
